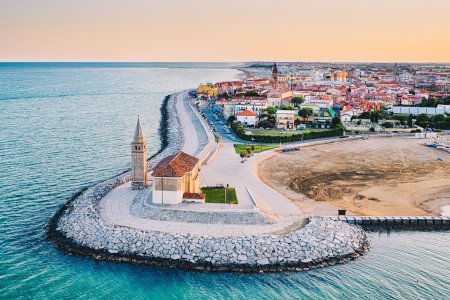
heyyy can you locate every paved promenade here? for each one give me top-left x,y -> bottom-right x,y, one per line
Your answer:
176,92 -> 200,156
99,182 -> 298,236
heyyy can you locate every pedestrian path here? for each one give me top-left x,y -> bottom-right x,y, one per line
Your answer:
99,182 -> 302,237
176,93 -> 199,156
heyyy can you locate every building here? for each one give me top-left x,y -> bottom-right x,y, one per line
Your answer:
276,110 -> 296,130
198,84 -> 218,98
327,71 -> 348,82
391,106 -> 448,115
236,110 -> 258,126
152,151 -> 203,204
340,107 -> 354,123
272,63 -> 279,86
131,118 -> 148,189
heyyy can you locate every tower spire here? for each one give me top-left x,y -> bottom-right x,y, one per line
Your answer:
131,117 -> 148,189
134,117 -> 144,140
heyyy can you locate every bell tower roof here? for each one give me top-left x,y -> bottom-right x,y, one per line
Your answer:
134,117 -> 144,140
272,63 -> 278,74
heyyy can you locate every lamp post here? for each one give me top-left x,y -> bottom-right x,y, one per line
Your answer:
224,184 -> 229,203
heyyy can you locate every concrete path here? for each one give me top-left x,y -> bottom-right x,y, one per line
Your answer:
99,182 -> 300,237
176,92 -> 200,156
201,142 -> 304,224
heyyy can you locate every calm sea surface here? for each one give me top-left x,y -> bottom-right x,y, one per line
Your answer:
0,63 -> 449,299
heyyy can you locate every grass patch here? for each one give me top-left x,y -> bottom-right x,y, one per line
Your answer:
234,144 -> 278,154
201,187 -> 238,204
214,134 -> 220,142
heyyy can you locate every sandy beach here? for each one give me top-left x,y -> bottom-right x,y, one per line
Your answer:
258,136 -> 450,216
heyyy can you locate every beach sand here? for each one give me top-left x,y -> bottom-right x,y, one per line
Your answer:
258,136 -> 450,216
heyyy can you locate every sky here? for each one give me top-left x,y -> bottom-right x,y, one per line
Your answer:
1,0 -> 449,62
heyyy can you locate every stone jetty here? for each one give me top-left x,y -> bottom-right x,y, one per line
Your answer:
47,91 -> 369,273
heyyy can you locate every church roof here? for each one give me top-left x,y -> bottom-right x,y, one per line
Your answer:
134,118 -> 144,140
152,151 -> 198,177
272,63 -> 278,74
237,110 -> 257,117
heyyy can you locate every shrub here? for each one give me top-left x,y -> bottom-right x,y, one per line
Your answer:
231,123 -> 344,143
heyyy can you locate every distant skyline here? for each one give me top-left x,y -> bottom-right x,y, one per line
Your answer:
1,0 -> 450,63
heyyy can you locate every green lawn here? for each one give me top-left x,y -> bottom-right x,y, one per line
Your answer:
234,144 -> 278,154
201,187 -> 238,204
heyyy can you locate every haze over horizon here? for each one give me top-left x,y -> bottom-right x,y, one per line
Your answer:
1,0 -> 449,63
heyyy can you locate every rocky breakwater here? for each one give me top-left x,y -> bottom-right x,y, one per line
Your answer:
46,93 -> 183,252
47,91 -> 369,273
53,207 -> 368,273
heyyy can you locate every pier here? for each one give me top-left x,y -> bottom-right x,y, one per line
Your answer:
325,216 -> 450,229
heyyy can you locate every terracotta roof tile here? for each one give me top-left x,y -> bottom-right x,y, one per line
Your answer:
237,110 -> 257,117
152,151 -> 198,177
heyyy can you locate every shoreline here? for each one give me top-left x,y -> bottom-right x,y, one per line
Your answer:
259,135 -> 450,217
46,90 -> 369,273
46,92 -> 183,261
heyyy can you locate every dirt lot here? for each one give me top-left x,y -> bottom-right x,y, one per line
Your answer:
258,136 -> 450,216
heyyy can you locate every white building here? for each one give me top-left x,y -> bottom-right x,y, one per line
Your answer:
392,106 -> 448,115
237,110 -> 258,126
152,152 -> 202,205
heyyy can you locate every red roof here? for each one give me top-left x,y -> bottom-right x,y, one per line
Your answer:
152,152 -> 198,177
237,110 -> 257,117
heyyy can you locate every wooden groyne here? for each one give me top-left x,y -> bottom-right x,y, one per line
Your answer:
325,216 -> 450,230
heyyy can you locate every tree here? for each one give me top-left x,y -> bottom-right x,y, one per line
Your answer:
382,122 -> 394,128
416,114 -> 430,123
218,92 -> 229,99
332,116 -> 341,126
280,105 -> 296,110
243,90 -> 260,97
239,151 -> 246,163
407,114 -> 414,127
265,106 -> 277,115
291,96 -> 304,106
432,114 -> 445,123
257,120 -> 274,129
227,115 -> 236,123
298,108 -> 313,119
358,112 -> 371,119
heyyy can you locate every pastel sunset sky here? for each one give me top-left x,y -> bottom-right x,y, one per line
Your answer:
1,0 -> 449,62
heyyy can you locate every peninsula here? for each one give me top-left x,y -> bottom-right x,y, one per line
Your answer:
47,62 -> 450,272
46,85 -> 368,273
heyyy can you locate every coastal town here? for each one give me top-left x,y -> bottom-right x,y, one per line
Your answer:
195,62 -> 450,142
3,0 -> 450,297
47,62 -> 450,275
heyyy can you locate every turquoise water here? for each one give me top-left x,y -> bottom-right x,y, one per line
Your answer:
0,63 -> 449,299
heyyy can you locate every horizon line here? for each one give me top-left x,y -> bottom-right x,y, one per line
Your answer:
1,61 -> 450,65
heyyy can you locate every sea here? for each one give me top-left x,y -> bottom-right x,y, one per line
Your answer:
0,63 -> 449,299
